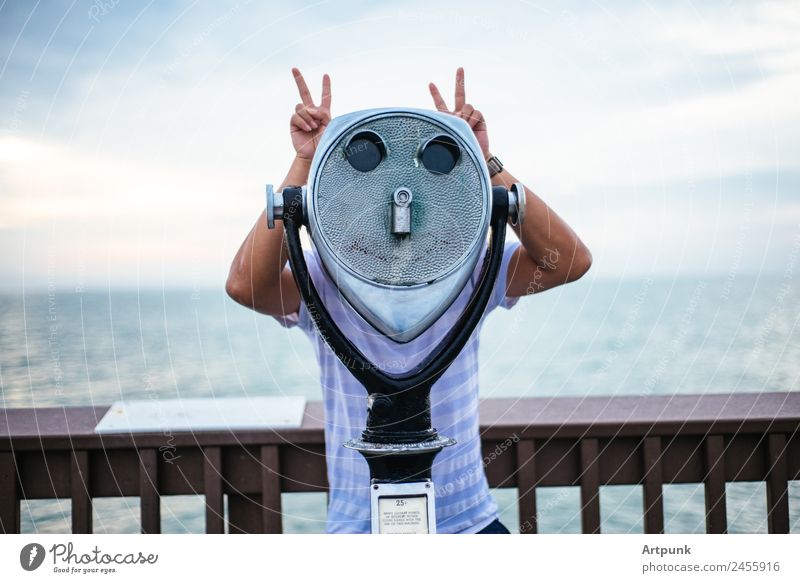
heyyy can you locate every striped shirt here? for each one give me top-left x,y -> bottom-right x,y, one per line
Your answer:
275,239 -> 521,533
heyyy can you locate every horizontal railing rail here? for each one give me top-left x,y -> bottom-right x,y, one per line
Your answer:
1,392 -> 798,534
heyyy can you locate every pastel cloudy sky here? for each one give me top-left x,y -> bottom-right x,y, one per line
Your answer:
1,0 -> 798,289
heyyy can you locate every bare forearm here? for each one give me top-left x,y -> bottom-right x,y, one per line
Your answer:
490,163 -> 592,294
225,156 -> 311,312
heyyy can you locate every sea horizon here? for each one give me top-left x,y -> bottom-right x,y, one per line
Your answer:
2,273 -> 798,533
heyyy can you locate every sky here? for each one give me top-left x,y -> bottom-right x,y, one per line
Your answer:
0,0 -> 799,289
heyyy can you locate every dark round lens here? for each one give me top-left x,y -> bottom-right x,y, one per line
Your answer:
421,135 -> 460,175
344,131 -> 385,172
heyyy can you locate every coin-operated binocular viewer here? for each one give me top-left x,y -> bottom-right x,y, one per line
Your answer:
266,108 -> 524,533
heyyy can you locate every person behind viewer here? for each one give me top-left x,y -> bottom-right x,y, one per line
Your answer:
226,67 -> 592,533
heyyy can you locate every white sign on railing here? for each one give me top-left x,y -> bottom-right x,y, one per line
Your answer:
93,396 -> 307,434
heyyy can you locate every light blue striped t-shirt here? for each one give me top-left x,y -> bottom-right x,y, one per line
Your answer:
275,239 -> 522,533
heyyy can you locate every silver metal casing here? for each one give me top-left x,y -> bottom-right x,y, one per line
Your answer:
305,108 -> 492,343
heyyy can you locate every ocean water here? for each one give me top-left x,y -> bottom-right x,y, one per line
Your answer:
1,274 -> 799,533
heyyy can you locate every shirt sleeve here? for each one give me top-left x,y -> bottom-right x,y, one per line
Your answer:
271,250 -> 315,331
473,239 -> 523,314
272,298 -> 309,330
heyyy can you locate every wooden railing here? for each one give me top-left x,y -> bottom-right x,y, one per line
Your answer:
1,392 -> 798,534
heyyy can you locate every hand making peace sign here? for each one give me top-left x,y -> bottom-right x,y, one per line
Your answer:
290,68 -> 332,160
429,67 -> 490,159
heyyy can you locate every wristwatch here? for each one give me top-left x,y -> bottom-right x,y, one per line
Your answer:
485,154 -> 503,177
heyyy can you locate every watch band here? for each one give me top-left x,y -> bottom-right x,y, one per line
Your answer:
486,154 -> 503,177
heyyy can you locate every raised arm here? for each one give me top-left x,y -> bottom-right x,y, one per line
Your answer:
429,68 -> 592,297
225,68 -> 331,315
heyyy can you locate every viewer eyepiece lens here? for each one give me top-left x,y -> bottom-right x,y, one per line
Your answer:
420,135 -> 460,175
344,131 -> 386,172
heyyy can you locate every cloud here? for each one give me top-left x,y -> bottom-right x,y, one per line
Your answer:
1,0 -> 798,286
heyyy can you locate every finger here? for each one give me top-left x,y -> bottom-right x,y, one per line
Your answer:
295,104 -> 318,129
454,67 -> 465,111
461,104 -> 476,128
429,82 -> 449,111
465,105 -> 481,128
292,67 -> 313,106
309,106 -> 331,124
472,109 -> 487,130
290,112 -> 312,132
321,73 -> 331,109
